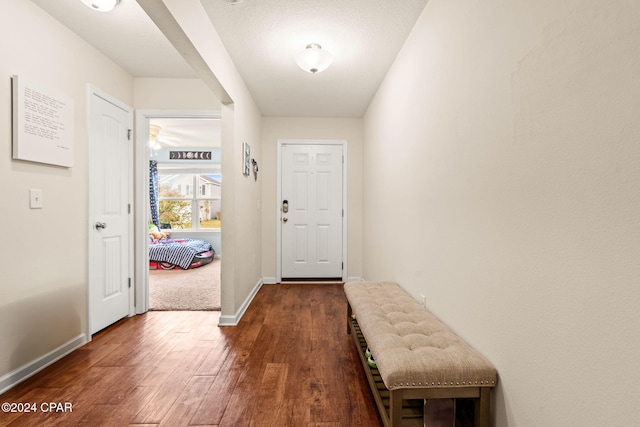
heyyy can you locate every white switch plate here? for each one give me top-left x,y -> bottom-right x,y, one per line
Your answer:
30,189 -> 43,209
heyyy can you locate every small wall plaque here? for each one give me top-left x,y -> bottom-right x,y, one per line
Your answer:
243,142 -> 250,175
169,151 -> 212,160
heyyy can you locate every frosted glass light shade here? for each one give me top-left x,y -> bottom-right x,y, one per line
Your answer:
295,44 -> 333,74
81,0 -> 119,12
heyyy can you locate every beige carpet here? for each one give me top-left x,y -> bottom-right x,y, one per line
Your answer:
149,259 -> 220,311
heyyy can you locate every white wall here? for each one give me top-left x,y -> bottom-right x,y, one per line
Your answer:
0,0 -> 133,388
363,1 -> 640,425
160,0 -> 263,322
134,78 -> 220,111
261,117 -> 364,281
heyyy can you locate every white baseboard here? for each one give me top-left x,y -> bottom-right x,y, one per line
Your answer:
0,333 -> 87,395
218,278 -> 264,327
347,276 -> 364,283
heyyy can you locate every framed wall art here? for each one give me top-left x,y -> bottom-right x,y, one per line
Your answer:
12,75 -> 74,167
243,142 -> 250,176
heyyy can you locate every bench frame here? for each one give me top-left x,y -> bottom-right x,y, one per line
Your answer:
347,303 -> 492,427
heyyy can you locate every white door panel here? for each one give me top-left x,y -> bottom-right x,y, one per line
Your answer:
88,90 -> 132,334
281,144 -> 343,279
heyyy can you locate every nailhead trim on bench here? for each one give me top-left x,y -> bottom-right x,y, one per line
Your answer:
345,281 -> 497,427
345,281 -> 497,391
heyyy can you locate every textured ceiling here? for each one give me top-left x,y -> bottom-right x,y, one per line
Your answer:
201,0 -> 429,117
31,0 -> 197,79
29,0 -> 429,118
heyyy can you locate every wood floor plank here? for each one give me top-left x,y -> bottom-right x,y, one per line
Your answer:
158,376 -> 214,426
0,284 -> 383,427
77,385 -> 157,426
194,339 -> 230,376
217,385 -> 259,427
188,357 -> 243,425
132,346 -> 211,423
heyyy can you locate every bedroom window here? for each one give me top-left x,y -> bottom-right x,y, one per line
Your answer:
157,173 -> 221,230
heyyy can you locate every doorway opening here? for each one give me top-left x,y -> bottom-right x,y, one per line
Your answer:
137,113 -> 222,312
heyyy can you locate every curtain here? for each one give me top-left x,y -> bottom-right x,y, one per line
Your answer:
149,160 -> 160,228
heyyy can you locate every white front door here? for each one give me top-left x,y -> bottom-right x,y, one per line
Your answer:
280,143 -> 344,279
88,88 -> 133,334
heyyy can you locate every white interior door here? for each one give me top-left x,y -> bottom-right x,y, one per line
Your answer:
88,89 -> 133,334
281,143 -> 343,279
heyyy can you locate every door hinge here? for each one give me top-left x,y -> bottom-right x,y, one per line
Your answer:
342,262 -> 344,270
127,129 -> 132,140
128,203 -> 131,214
128,278 -> 132,288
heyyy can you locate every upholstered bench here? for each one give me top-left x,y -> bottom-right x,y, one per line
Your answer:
344,281 -> 497,427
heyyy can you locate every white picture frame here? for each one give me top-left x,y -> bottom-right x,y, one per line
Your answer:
12,75 -> 74,167
243,142 -> 250,176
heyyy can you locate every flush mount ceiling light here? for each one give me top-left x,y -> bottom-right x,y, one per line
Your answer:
295,43 -> 333,74
80,0 -> 119,12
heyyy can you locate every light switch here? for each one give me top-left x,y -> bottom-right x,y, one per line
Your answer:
30,189 -> 43,209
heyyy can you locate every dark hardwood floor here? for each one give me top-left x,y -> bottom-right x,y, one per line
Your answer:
0,283 -> 383,427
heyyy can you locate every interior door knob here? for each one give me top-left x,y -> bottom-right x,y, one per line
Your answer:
282,217 -> 288,223
95,222 -> 107,230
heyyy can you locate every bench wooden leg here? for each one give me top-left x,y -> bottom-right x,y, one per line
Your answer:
474,387 -> 491,427
389,389 -> 403,427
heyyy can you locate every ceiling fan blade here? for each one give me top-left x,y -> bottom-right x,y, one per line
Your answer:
157,135 -> 181,146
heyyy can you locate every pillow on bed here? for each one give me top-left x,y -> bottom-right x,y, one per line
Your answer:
150,231 -> 170,240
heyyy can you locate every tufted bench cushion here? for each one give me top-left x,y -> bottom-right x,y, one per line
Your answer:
344,281 -> 496,391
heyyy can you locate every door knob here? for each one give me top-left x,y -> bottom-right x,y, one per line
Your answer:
95,222 -> 107,230
282,217 -> 288,223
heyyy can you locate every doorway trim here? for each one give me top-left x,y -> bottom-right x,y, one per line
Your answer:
276,139 -> 348,283
134,110 -> 221,314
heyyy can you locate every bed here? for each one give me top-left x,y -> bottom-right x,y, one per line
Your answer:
149,238 -> 214,270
